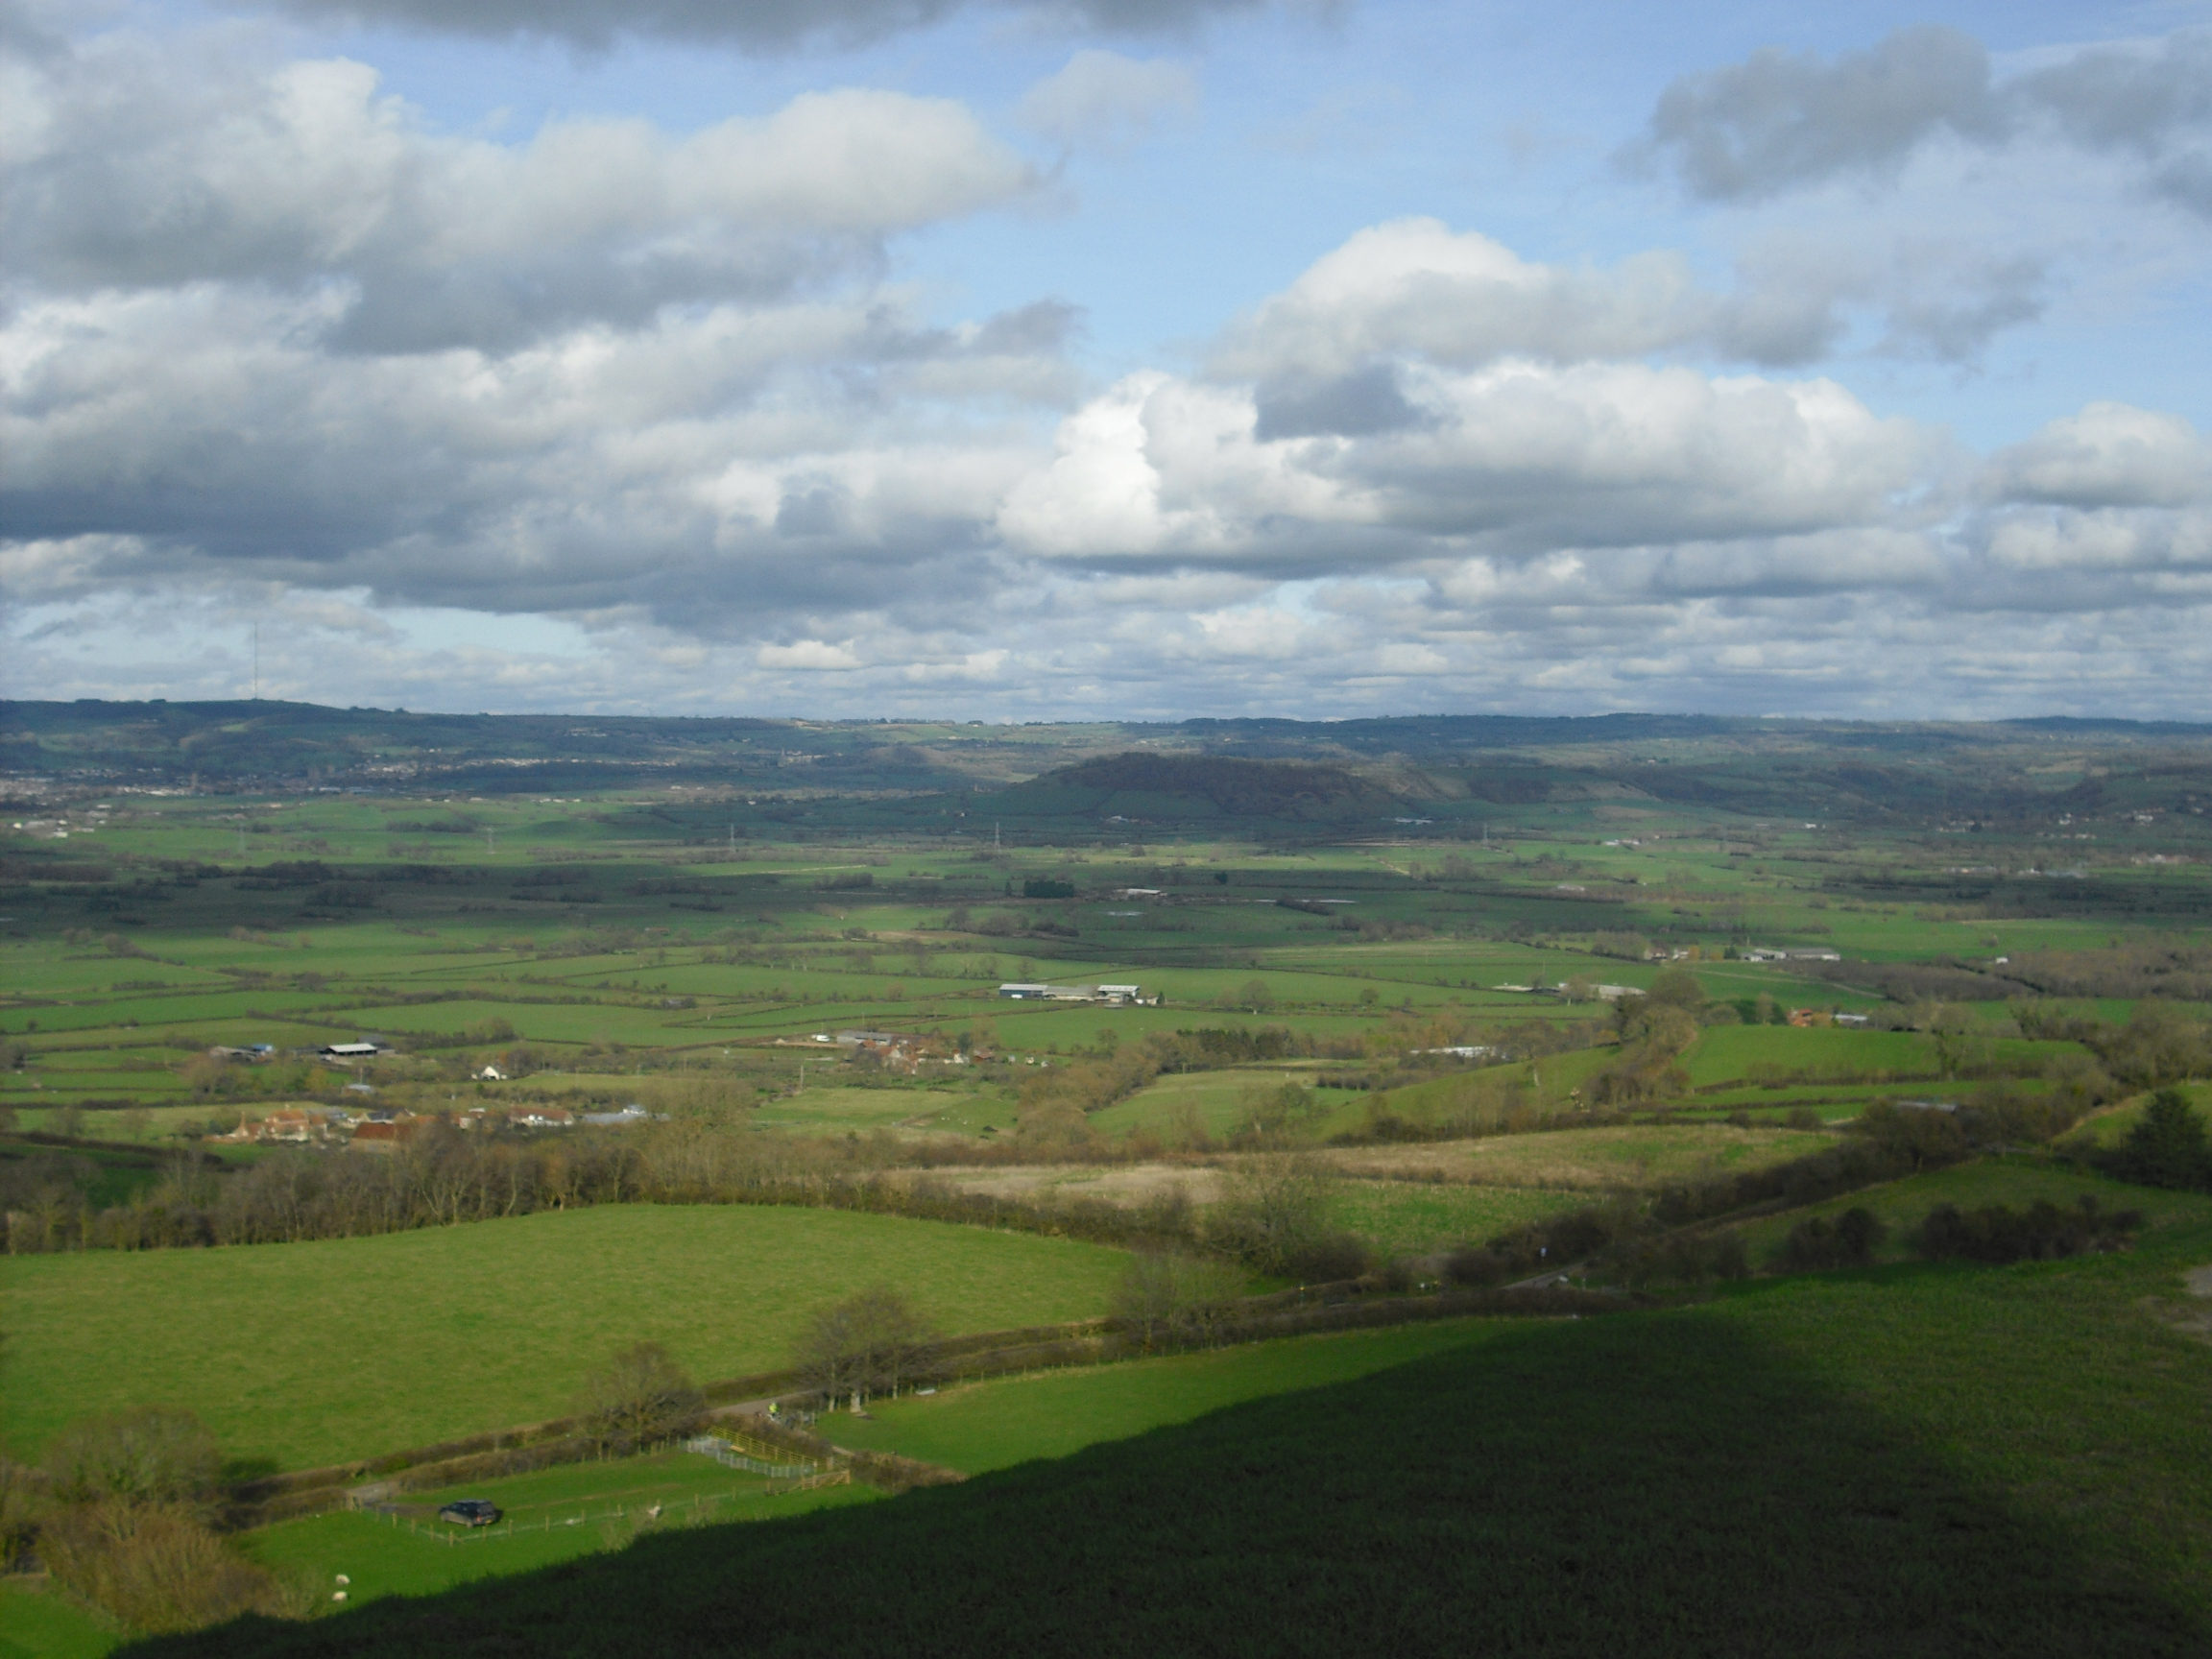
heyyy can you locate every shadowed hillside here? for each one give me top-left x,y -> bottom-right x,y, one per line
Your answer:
125,1273 -> 2209,1659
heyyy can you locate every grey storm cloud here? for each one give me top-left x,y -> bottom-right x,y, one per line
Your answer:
1630,25 -> 2212,217
1252,364 -> 1429,441
252,0 -> 1270,50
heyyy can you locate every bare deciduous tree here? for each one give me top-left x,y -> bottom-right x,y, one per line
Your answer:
1113,1252 -> 1250,1351
793,1286 -> 938,1409
575,1342 -> 705,1455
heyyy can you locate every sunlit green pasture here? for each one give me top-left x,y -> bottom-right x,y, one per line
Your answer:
0,1206 -> 1131,1471
750,1083 -> 1017,1138
1681,1025 -> 1938,1085
1328,1180 -> 1586,1255
239,1449 -> 878,1616
1090,1067 -> 1362,1142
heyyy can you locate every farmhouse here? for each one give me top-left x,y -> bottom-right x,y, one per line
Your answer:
348,1113 -> 425,1149
213,1106 -> 352,1144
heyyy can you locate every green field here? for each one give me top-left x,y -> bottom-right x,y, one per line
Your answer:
1089,1067 -> 1362,1142
126,1203 -> 2212,1658
236,1450 -> 878,1619
7,710 -> 2212,1653
1327,1179 -> 1587,1254
0,1206 -> 1130,1470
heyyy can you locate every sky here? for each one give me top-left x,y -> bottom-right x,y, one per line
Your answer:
3,0 -> 2210,721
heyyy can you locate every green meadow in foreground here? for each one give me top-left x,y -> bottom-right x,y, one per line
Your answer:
237,1454 -> 878,1617
0,1206 -> 1131,1470
124,1212 -> 2212,1659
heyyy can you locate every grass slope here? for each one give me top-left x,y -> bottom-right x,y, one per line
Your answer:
0,1207 -> 1128,1470
126,1214 -> 2212,1658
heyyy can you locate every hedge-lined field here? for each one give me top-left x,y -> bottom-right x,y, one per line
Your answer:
0,1206 -> 1132,1471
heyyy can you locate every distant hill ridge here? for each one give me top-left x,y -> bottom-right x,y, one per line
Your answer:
1034,752 -> 1391,813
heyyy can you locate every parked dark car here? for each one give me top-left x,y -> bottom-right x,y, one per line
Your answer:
438,1499 -> 501,1527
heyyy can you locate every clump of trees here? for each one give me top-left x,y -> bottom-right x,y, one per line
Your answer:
1586,971 -> 1709,1106
30,1407 -> 308,1636
1776,1207 -> 1886,1271
574,1343 -> 705,1455
2004,942 -> 2212,1004
1914,1196 -> 2141,1263
1112,1252 -> 1252,1352
1204,1156 -> 1369,1282
794,1287 -> 939,1410
1605,1229 -> 1752,1287
2015,999 -> 2208,1088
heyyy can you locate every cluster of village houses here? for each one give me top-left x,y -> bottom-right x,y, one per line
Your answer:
207,1100 -> 655,1146
202,1038 -> 656,1145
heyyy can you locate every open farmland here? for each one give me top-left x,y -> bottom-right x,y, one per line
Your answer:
4,705 -> 2211,1654
0,1205 -> 1132,1469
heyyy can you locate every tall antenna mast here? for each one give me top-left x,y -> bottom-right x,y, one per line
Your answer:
252,623 -> 259,701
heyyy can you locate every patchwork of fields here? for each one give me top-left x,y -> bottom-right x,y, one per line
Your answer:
4,712 -> 2209,1655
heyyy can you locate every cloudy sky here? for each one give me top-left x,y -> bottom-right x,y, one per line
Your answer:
4,0 -> 2209,720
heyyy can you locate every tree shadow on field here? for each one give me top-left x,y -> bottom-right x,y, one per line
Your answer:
132,1314 -> 2204,1659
